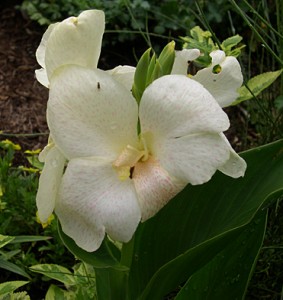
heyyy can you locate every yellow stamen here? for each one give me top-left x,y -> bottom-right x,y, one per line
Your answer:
113,139 -> 150,181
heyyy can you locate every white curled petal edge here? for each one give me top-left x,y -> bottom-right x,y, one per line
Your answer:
45,10 -> 105,80
193,50 -> 243,107
106,65 -> 136,91
36,145 -> 66,223
171,49 -> 201,75
155,133 -> 233,185
217,133 -> 247,178
55,158 -> 141,252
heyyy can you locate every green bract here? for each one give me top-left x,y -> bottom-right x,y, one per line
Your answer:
132,41 -> 175,103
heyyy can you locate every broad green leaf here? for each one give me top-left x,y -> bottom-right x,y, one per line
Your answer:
30,264 -> 76,286
0,281 -> 29,295
58,221 -> 127,271
0,235 -> 15,249
126,140 -> 283,299
175,210 -> 267,299
0,259 -> 31,279
95,268 -> 128,300
233,70 -> 282,105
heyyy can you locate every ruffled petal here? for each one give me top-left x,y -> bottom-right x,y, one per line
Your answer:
133,157 -> 186,221
48,65 -> 138,160
36,145 -> 66,223
193,50 -> 243,107
171,49 -> 201,75
154,133 -> 233,185
45,10 -> 105,80
139,75 -> 230,140
106,65 -> 135,91
35,68 -> 49,88
217,133 -> 247,177
36,23 -> 58,69
55,158 -> 141,252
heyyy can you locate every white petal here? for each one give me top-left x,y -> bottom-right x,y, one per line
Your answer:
38,135 -> 55,162
193,50 -> 243,107
155,133 -> 232,185
139,75 -> 230,140
218,133 -> 247,177
210,50 -> 226,65
36,145 -> 65,223
36,23 -> 58,68
106,65 -> 135,91
133,157 -> 186,221
48,65 -> 138,160
55,158 -> 141,252
171,49 -> 201,75
35,68 -> 49,88
45,10 -> 105,80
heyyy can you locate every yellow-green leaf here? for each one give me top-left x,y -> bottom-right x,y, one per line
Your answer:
233,69 -> 282,105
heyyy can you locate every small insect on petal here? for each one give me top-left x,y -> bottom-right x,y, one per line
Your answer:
97,82 -> 101,89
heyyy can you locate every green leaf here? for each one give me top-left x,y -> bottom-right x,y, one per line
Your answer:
175,210 -> 267,299
45,284 -> 74,300
0,281 -> 29,295
0,235 -> 15,249
221,34 -> 243,51
11,235 -> 51,244
58,221 -> 127,271
29,264 -> 76,286
274,94 -> 283,110
126,140 -> 283,299
0,259 -> 31,279
95,268 -> 128,300
233,70 -> 283,105
220,34 -> 245,57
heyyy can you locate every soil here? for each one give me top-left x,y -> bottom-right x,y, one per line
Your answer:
0,2 -> 49,154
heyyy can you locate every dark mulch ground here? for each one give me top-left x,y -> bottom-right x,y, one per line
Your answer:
0,3 -> 48,153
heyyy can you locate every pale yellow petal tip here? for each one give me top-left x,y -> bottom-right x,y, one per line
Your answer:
36,211 -> 55,229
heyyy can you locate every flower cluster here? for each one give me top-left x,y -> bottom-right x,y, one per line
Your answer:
36,10 -> 246,252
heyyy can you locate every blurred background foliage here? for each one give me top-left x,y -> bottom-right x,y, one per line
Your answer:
1,0 -> 283,298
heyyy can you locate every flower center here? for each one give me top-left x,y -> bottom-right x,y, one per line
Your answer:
112,135 -> 149,181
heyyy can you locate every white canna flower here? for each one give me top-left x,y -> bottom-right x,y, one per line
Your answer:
35,10 -> 135,224
172,49 -> 243,107
37,65 -> 246,252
